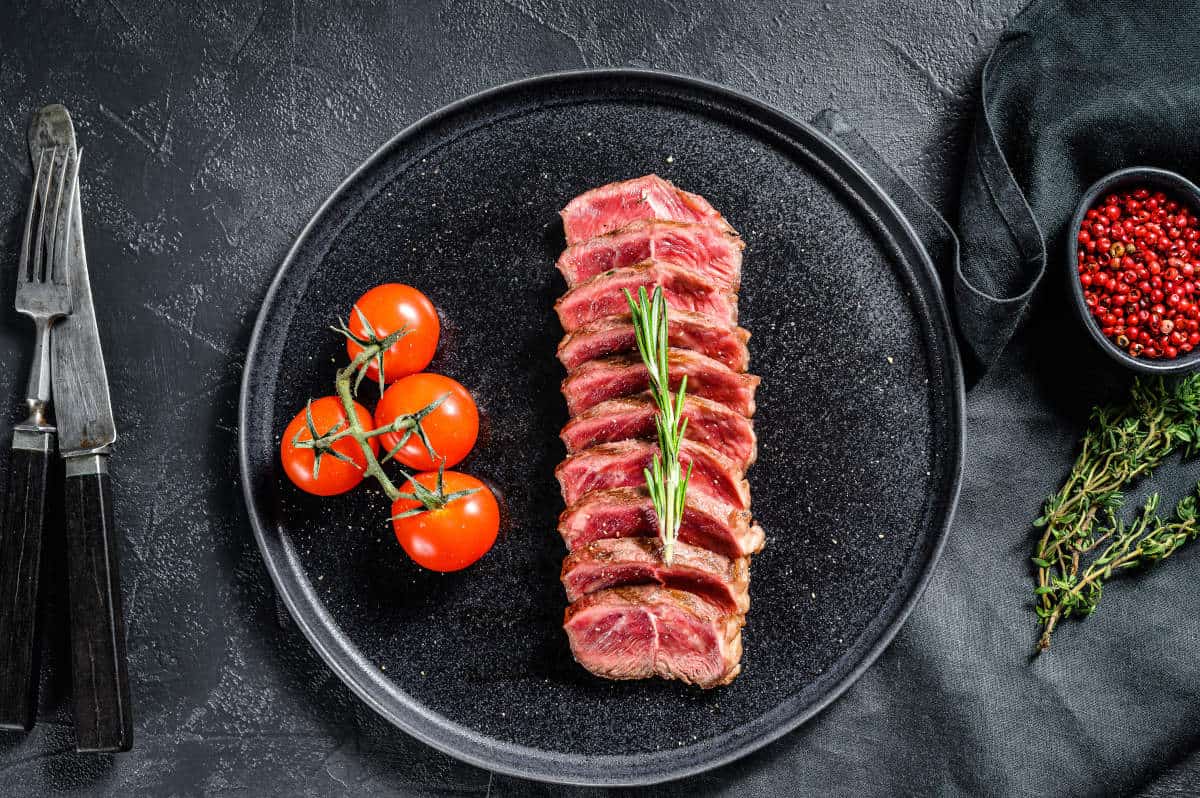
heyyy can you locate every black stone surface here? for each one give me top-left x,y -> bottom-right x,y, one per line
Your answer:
2,0 -> 1198,796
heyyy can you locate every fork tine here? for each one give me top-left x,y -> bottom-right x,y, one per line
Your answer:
31,146 -> 58,283
18,150 -> 46,284
46,148 -> 70,284
37,146 -> 59,282
52,148 -> 81,287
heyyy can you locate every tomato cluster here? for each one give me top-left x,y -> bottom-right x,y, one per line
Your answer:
279,283 -> 499,572
1077,187 -> 1200,360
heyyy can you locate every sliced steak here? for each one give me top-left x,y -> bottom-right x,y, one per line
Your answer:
556,176 -> 758,689
556,220 -> 744,290
558,486 -> 765,559
560,174 -> 736,245
563,585 -> 742,688
561,350 -> 759,417
560,393 -> 758,468
556,439 -> 749,510
554,261 -> 737,333
557,310 -> 750,372
561,538 -> 750,614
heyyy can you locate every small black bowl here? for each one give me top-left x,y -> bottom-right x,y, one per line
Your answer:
1067,166 -> 1200,374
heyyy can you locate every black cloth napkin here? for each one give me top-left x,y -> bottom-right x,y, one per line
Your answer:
825,0 -> 1200,379
760,1 -> 1200,795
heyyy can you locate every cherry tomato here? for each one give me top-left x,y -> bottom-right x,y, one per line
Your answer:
280,396 -> 378,496
391,471 -> 500,572
374,373 -> 479,470
347,283 -> 440,385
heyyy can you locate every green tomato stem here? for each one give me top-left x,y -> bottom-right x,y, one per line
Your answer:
332,338 -> 402,502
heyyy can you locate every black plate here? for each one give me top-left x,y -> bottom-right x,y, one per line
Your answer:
238,70 -> 964,786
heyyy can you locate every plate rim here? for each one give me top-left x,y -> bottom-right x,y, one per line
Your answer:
237,67 -> 966,786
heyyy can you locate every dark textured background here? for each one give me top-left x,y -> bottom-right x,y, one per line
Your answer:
0,0 -> 1197,795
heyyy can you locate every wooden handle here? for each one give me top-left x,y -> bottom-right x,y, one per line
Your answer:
64,461 -> 132,752
0,433 -> 53,731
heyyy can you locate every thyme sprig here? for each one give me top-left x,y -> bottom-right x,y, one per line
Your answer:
1033,374 -> 1200,651
625,286 -> 692,565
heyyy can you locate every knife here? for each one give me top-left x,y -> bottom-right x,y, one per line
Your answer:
29,105 -> 132,754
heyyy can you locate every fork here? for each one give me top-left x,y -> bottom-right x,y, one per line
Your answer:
0,145 -> 79,731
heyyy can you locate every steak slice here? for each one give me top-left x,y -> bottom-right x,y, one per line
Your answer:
563,585 -> 743,688
554,261 -> 737,333
561,174 -> 737,245
560,393 -> 758,468
556,439 -> 750,510
556,220 -> 744,290
557,310 -> 751,372
561,350 -> 759,417
558,486 -> 765,559
561,538 -> 750,614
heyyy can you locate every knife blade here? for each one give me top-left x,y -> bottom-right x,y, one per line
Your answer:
28,105 -> 132,754
28,106 -> 115,457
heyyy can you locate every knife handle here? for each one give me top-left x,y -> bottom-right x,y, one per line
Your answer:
63,454 -> 132,753
0,429 -> 53,731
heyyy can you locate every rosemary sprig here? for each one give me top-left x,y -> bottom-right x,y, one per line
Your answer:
1033,374 -> 1200,651
625,286 -> 692,565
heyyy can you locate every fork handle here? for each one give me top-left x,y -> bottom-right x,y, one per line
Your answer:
25,318 -> 53,421
0,428 -> 53,731
63,454 -> 132,753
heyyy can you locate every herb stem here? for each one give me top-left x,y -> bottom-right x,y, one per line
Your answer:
1032,374 -> 1200,651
